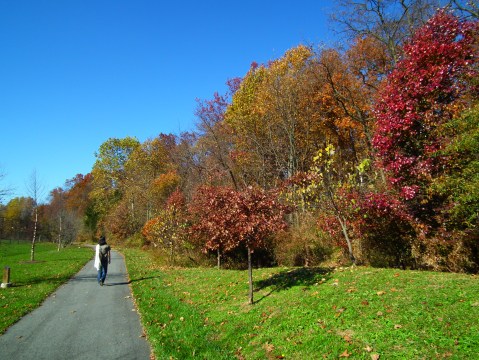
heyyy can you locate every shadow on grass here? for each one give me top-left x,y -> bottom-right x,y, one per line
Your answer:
11,275 -> 75,287
9,271 -> 161,287
254,267 -> 332,303
129,275 -> 161,283
105,275 -> 162,286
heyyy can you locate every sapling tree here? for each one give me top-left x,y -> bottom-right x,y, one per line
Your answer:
27,170 -> 44,261
189,185 -> 289,304
142,190 -> 188,264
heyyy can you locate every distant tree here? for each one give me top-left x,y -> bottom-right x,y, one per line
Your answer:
64,173 -> 96,241
48,187 -> 66,250
3,197 -> 34,240
189,185 -> 289,304
90,137 -> 140,234
64,174 -> 93,217
123,135 -> 175,223
47,187 -> 80,249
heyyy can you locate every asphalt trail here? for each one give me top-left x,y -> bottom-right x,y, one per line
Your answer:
0,250 -> 152,360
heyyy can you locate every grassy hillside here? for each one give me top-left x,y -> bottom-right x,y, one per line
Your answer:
124,248 -> 479,360
0,241 -> 93,333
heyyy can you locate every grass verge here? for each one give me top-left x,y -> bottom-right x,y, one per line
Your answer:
0,240 -> 93,334
124,248 -> 479,360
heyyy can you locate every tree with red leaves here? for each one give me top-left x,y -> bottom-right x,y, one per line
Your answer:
189,185 -> 289,304
369,9 -> 478,267
373,9 -> 478,221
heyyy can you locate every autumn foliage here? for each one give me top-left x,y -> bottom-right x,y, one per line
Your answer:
5,5 -> 479,278
189,186 -> 288,253
365,10 -> 479,269
373,10 -> 478,196
189,185 -> 289,303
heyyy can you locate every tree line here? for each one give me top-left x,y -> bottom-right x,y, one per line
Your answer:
1,1 -> 478,273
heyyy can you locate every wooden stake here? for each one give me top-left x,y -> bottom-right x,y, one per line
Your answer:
1,266 -> 11,288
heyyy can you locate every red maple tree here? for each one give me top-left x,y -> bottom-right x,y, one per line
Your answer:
361,9 -> 479,267
373,10 -> 478,200
189,185 -> 289,304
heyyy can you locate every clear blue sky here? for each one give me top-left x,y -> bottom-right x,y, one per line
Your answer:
0,0 -> 337,204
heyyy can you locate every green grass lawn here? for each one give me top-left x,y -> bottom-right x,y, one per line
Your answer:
0,240 -> 93,333
123,248 -> 479,360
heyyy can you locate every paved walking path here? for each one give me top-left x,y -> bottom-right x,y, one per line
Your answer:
0,250 -> 152,360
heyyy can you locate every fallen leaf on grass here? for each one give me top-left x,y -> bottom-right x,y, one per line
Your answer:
339,349 -> 351,357
371,354 -> 380,360
394,324 -> 402,329
235,347 -> 245,360
263,342 -> 274,353
376,291 -> 386,296
343,335 -> 352,343
335,307 -> 346,317
317,319 -> 326,329
364,346 -> 373,352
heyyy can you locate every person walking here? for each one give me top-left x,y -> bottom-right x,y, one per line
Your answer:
94,236 -> 111,286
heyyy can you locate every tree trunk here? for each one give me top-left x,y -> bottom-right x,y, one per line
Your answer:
337,215 -> 355,264
326,186 -> 356,265
57,215 -> 62,251
31,207 -> 38,261
217,248 -> 221,270
305,245 -> 310,267
248,246 -> 254,305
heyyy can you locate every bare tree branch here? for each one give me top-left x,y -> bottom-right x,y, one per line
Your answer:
0,167 -> 13,204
